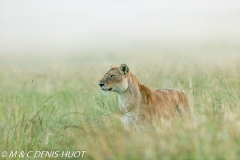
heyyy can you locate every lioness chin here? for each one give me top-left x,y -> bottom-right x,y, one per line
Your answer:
99,64 -> 189,127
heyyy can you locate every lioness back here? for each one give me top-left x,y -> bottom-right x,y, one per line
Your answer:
154,89 -> 189,115
139,85 -> 189,120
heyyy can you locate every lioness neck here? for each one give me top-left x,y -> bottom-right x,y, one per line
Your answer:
118,73 -> 142,112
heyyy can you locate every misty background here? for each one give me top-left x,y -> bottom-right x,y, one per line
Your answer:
0,1 -> 240,55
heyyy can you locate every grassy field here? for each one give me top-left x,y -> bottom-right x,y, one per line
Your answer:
0,44 -> 240,159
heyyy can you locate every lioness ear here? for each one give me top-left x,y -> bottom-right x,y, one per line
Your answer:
110,64 -> 116,69
119,64 -> 129,75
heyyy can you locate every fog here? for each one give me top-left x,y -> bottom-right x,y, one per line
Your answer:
0,1 -> 240,54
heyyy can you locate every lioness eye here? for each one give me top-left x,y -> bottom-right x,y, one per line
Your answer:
109,74 -> 115,78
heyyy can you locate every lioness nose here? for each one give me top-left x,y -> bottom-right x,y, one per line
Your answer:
99,83 -> 104,87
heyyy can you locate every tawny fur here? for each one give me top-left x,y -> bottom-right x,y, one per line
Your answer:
99,64 -> 189,127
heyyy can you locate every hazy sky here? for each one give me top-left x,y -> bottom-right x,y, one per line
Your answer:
0,1 -> 240,54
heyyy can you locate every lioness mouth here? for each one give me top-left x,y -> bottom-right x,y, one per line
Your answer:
102,88 -> 112,91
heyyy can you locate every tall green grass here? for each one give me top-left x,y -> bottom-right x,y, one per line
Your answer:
0,49 -> 240,159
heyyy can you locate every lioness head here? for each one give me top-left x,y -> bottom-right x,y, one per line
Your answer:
99,64 -> 130,95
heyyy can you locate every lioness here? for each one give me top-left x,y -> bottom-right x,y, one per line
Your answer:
99,64 -> 189,127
